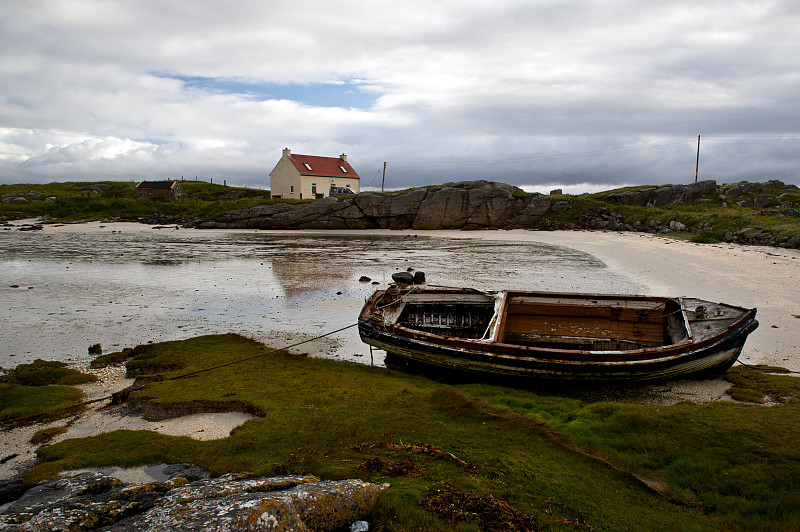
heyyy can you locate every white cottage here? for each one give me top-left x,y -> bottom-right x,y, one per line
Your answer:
268,148 -> 360,199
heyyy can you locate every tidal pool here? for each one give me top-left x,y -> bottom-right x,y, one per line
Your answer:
0,223 -> 643,369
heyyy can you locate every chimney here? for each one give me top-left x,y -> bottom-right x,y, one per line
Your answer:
283,147 -> 292,158
339,153 -> 347,162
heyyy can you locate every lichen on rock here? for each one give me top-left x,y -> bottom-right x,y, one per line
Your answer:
0,469 -> 388,531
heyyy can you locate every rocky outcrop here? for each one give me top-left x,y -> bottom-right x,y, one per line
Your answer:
0,469 -> 388,531
724,227 -> 800,248
196,181 -> 549,231
605,180 -> 718,207
575,208 -> 800,248
2,192 -> 40,205
172,178 -> 800,248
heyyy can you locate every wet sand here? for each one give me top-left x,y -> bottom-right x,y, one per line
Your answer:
2,222 -> 798,482
462,229 -> 800,371
3,221 -> 797,371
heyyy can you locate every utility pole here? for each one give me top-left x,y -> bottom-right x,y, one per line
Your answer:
381,162 -> 387,192
695,135 -> 700,184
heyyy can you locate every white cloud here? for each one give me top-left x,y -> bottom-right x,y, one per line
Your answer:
0,0 -> 798,188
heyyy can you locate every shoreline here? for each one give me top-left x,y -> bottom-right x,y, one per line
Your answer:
2,221 -> 798,483
0,363 -> 255,482
5,220 -> 798,371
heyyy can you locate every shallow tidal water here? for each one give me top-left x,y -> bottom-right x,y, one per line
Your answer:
0,224 -> 644,370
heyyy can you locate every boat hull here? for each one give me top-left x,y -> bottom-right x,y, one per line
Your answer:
358,288 -> 759,383
360,318 -> 757,382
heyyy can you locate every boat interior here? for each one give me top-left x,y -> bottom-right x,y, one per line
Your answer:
389,290 -> 693,351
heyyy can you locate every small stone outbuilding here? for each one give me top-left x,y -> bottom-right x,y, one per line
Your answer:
136,180 -> 185,200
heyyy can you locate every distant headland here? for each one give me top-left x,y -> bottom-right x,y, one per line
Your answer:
2,178 -> 799,248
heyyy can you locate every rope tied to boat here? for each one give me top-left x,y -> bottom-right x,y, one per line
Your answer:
1,323 -> 361,429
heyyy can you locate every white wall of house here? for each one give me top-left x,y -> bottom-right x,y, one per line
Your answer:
268,153 -> 297,199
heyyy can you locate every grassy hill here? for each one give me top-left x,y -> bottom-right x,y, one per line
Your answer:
2,179 -> 798,244
0,180 -> 305,223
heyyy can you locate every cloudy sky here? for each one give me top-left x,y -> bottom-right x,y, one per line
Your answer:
1,0 -> 799,193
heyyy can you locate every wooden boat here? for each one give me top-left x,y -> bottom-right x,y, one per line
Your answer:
358,286 -> 759,382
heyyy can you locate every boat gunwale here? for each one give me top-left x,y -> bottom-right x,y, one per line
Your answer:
358,287 -> 757,363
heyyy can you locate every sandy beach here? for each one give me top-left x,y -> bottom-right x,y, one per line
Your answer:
2,222 -> 798,483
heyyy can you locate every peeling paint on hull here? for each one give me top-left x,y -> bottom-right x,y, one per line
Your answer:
358,288 -> 759,383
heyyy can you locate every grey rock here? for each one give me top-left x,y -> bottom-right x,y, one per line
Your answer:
737,227 -> 763,240
220,190 -> 247,200
761,180 -> 785,194
669,221 -> 686,232
0,471 -> 388,532
201,181 -> 540,231
651,187 -> 674,207
391,272 -> 415,284
681,180 -> 716,202
724,182 -> 756,198
754,196 -> 774,210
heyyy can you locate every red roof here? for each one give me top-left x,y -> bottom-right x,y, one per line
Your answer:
288,154 -> 359,178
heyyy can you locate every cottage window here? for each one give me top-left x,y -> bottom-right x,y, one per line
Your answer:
290,186 -> 294,193
339,165 -> 347,173
303,162 -> 313,171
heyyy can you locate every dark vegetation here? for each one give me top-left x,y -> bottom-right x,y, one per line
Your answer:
547,182 -> 800,242
6,334 -> 798,531
2,179 -> 798,244
30,426 -> 68,445
0,180 -> 298,223
0,383 -> 85,426
0,360 -> 96,426
90,349 -> 134,369
1,359 -> 96,387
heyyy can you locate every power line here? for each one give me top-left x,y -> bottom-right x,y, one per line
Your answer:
0,324 -> 360,429
387,139 -> 692,168
383,135 -> 800,169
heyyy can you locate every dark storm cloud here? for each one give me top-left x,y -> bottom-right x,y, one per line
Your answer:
1,0 -> 798,190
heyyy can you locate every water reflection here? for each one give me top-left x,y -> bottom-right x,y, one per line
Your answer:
0,228 -> 633,368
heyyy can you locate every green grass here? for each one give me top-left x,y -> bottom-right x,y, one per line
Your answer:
538,181 -> 800,239
0,359 -> 97,386
16,334 -> 800,531
90,349 -> 134,368
31,426 -> 69,445
0,359 -> 96,426
2,180 -> 798,240
690,229 -> 727,244
0,180 -> 283,223
0,383 -> 85,424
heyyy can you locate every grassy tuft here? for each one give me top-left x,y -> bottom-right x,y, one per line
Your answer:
0,383 -> 85,425
31,426 -> 69,445
91,349 -> 134,369
724,365 -> 800,404
690,229 -> 727,244
1,359 -> 97,386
